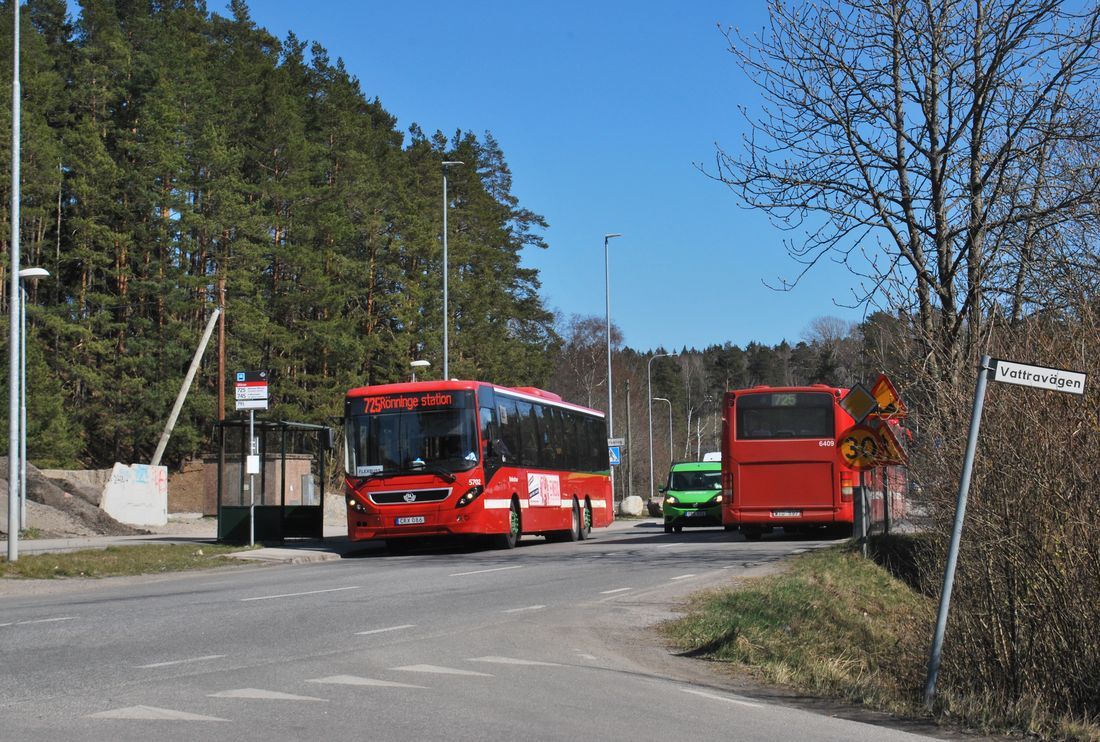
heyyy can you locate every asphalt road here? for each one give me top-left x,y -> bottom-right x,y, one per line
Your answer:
0,521 -> 941,741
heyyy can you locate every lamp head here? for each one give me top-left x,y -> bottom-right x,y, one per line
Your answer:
410,360 -> 431,369
604,233 -> 623,241
442,160 -> 464,167
18,267 -> 50,281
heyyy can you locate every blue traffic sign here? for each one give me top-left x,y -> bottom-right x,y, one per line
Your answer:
608,446 -> 621,466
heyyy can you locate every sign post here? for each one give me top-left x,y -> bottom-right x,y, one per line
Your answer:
235,371 -> 269,547
924,355 -> 1087,708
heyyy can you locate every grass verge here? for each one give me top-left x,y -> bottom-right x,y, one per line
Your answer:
0,543 -> 251,579
661,541 -> 1100,740
663,543 -> 930,715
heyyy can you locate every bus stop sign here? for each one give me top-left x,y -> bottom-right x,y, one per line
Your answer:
608,446 -> 621,466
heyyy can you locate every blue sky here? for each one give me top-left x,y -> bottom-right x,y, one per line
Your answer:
72,0 -> 871,351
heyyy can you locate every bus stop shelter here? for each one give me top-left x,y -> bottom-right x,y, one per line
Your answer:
213,419 -> 335,544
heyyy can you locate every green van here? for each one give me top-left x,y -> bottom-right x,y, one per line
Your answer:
660,460 -> 723,533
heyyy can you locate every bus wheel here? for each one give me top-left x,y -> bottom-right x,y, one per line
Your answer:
743,528 -> 762,541
578,500 -> 593,540
673,525 -> 683,533
663,523 -> 673,534
723,525 -> 737,532
493,499 -> 521,550
568,499 -> 582,541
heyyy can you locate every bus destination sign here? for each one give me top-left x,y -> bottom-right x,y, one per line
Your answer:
362,392 -> 457,414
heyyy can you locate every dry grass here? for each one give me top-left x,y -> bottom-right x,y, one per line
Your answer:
0,543 -> 250,579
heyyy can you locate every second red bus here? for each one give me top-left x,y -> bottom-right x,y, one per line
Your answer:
720,385 -> 857,540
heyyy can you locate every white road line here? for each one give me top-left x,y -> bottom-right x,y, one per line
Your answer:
503,604 -> 545,613
240,586 -> 360,602
599,587 -> 633,595
1,616 -> 77,628
449,565 -> 523,577
209,688 -> 326,702
307,675 -> 426,689
469,656 -> 561,667
393,664 -> 493,677
670,574 -> 696,580
657,543 -> 677,548
137,654 -> 227,669
87,705 -> 229,721
681,687 -> 763,708
355,624 -> 416,636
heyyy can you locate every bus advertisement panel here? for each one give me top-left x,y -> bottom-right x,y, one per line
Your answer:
344,380 -> 612,550
721,385 -> 857,540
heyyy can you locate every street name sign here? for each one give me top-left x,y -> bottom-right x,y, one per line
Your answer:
990,358 -> 1087,395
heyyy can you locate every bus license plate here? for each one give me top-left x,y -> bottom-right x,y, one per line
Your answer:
771,510 -> 801,517
395,516 -> 425,526
685,510 -> 704,516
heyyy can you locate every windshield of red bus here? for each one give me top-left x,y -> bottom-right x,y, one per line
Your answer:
345,391 -> 479,476
735,391 -> 835,440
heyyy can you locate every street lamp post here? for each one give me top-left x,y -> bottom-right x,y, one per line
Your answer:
647,353 -> 672,500
603,233 -> 622,505
410,359 -> 430,382
18,268 -> 49,531
653,397 -> 673,464
7,0 -> 22,561
441,160 -> 463,380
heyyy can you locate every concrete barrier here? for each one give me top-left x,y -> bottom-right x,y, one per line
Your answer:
100,463 -> 169,527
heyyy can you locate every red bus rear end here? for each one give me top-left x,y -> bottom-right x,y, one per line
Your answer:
721,385 -> 856,540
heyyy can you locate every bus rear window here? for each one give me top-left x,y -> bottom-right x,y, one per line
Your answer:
735,392 -> 834,440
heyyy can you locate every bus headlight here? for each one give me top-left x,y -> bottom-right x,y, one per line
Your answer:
665,495 -> 678,506
706,494 -> 723,505
455,485 -> 484,508
346,495 -> 367,513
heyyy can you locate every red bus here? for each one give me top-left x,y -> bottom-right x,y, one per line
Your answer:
344,380 -> 613,550
720,385 -> 857,540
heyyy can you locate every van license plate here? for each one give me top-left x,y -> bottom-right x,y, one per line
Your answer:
396,516 -> 425,525
771,510 -> 801,517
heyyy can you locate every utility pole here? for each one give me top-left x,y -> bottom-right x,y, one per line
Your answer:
217,277 -> 226,421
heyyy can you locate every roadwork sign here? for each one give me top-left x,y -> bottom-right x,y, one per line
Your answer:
990,358 -> 1087,395
870,374 -> 908,417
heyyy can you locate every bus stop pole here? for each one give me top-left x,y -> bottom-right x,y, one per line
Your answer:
249,409 -> 255,547
924,355 -> 993,708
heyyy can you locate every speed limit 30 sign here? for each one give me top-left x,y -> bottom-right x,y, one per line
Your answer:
838,424 -> 881,470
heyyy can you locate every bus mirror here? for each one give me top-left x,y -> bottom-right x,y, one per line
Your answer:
322,428 -> 337,450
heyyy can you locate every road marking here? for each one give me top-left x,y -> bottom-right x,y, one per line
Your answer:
356,624 -> 416,636
574,652 -> 598,660
503,605 -> 545,613
599,587 -> 633,595
680,688 -> 763,708
0,616 -> 77,628
670,574 -> 696,580
469,656 -> 560,667
87,705 -> 228,721
307,675 -> 426,689
210,688 -> 326,702
393,664 -> 493,677
138,654 -> 226,669
657,543 -> 677,548
240,586 -> 360,602
449,565 -> 523,577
